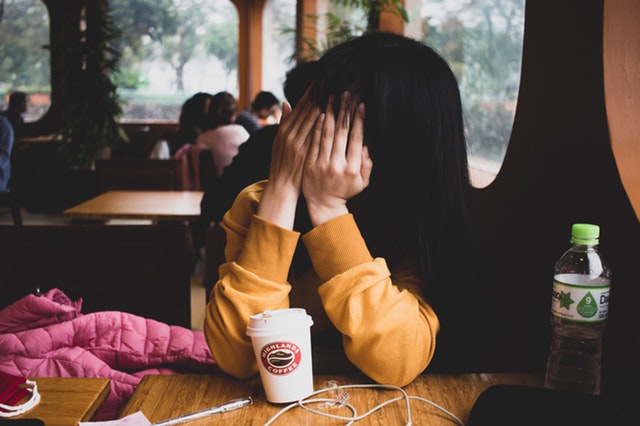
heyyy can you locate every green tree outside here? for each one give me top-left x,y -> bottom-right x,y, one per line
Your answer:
423,0 -> 525,163
0,0 -> 50,119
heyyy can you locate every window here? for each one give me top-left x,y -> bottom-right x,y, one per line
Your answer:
414,0 -> 525,187
262,0 -> 296,103
110,0 -> 240,121
302,0 -> 367,59
0,0 -> 50,123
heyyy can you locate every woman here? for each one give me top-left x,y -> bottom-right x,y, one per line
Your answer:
204,32 -> 486,387
196,91 -> 250,177
169,92 -> 212,155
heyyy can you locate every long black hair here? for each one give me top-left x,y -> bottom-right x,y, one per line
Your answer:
309,32 -> 474,297
291,33 -> 489,371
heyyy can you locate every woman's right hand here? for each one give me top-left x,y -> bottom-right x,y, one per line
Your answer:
302,92 -> 372,227
256,92 -> 321,229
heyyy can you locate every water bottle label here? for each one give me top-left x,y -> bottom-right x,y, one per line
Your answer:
551,280 -> 609,322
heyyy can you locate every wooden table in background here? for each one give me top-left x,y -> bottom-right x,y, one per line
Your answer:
17,136 -> 57,144
63,190 -> 204,223
14,377 -> 110,425
120,373 -> 543,425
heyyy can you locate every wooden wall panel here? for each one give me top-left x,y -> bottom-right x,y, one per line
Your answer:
603,0 -> 640,220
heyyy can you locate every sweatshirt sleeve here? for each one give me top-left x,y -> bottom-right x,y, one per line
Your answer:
203,182 -> 300,379
303,214 -> 439,387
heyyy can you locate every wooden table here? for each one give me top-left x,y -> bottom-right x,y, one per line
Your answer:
18,136 -> 57,144
120,373 -> 543,425
63,190 -> 204,223
14,377 -> 110,425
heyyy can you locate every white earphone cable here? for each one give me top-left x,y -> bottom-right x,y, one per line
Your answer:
262,383 -> 465,426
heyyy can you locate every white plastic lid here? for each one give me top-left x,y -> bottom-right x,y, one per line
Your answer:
246,308 -> 313,337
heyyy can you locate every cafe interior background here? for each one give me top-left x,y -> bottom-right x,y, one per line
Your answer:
0,0 -> 638,423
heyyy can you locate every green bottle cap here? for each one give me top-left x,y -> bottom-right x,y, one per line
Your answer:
570,223 -> 600,245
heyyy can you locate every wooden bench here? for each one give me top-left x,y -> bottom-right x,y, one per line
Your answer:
0,224 -> 192,327
95,158 -> 187,191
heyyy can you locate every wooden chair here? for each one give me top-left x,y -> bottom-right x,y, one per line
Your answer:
95,158 -> 187,191
173,144 -> 217,191
197,149 -> 217,192
0,190 -> 22,225
0,224 -> 192,327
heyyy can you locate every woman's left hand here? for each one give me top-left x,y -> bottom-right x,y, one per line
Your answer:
302,92 -> 373,226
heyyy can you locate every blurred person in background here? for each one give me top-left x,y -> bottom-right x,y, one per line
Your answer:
0,115 -> 15,191
235,91 -> 280,135
168,92 -> 213,155
196,91 -> 249,177
1,91 -> 27,139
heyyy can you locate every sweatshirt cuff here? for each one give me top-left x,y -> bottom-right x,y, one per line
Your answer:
302,214 -> 373,282
237,215 -> 300,282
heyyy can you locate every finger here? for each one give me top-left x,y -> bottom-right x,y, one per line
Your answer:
306,113 -> 325,165
346,102 -> 365,166
360,145 -> 373,188
331,92 -> 351,158
278,101 -> 292,124
271,99 -> 308,160
319,95 -> 336,160
282,97 -> 313,131
297,85 -> 314,107
296,103 -> 321,143
281,100 -> 321,153
282,86 -> 315,128
279,87 -> 316,133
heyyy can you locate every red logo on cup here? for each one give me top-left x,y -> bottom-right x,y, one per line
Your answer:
260,341 -> 302,375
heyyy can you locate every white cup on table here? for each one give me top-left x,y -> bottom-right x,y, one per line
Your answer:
246,308 -> 314,403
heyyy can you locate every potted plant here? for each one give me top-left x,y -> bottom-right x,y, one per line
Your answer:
56,0 -> 128,171
43,0 -> 129,211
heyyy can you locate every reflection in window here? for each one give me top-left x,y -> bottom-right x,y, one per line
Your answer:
0,0 -> 50,123
110,0 -> 240,121
416,0 -> 525,187
263,0 -> 296,103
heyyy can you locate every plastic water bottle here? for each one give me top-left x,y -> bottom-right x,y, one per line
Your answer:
544,223 -> 611,395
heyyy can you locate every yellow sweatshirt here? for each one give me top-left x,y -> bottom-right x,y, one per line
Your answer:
204,181 -> 439,387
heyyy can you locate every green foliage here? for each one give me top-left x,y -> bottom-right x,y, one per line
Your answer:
205,19 -> 239,74
288,12 -> 365,61
332,0 -> 408,33
113,62 -> 149,90
423,0 -> 525,163
111,0 -> 239,94
110,0 -> 179,90
0,0 -> 50,90
109,0 -> 178,54
289,0 -> 409,61
56,0 -> 128,169
157,0 -> 210,91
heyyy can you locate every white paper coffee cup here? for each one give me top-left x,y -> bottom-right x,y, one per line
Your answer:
246,308 -> 314,403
